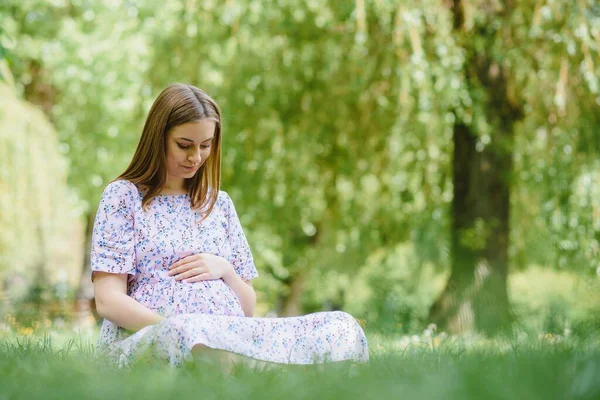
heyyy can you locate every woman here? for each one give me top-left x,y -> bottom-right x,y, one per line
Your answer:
91,83 -> 369,367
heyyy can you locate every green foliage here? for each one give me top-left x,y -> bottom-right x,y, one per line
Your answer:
510,266 -> 600,336
0,0 -> 599,323
0,83 -> 83,316
337,243 -> 447,333
0,0 -> 460,305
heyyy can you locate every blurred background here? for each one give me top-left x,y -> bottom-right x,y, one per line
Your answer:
0,0 -> 599,339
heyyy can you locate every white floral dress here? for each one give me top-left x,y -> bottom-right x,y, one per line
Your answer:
91,180 -> 369,366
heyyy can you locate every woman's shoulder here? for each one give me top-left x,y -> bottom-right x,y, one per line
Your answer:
214,190 -> 246,218
210,190 -> 238,215
104,179 -> 138,193
101,179 -> 140,203
215,189 -> 233,206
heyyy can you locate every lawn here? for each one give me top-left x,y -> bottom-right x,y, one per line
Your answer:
1,327 -> 599,400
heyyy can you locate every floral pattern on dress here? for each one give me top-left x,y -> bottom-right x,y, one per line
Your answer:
91,180 -> 369,366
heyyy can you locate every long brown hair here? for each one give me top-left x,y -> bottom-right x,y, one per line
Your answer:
117,83 -> 222,215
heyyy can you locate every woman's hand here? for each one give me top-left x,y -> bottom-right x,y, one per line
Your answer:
168,253 -> 235,283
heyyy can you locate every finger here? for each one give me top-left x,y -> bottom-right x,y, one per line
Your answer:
169,263 -> 196,276
168,265 -> 184,276
170,261 -> 182,270
174,268 -> 206,281
170,256 -> 190,269
170,254 -> 200,269
185,273 -> 213,283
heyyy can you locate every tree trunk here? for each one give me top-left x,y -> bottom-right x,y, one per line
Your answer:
429,120 -> 514,334
428,0 -> 521,335
278,273 -> 306,317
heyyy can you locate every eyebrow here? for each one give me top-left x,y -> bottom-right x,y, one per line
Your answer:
177,137 -> 214,144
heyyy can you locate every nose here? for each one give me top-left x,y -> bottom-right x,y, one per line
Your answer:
188,150 -> 201,165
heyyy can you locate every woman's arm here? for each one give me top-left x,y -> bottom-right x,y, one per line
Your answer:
222,271 -> 256,317
220,192 -> 258,316
94,272 -> 164,332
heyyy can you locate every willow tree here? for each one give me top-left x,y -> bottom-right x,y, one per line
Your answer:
164,1 -> 460,315
5,0 -> 599,327
1,0 -> 157,308
129,1 -> 435,315
0,79 -> 82,320
429,0 -> 600,334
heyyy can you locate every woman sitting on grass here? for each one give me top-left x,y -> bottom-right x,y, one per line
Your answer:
91,83 -> 369,367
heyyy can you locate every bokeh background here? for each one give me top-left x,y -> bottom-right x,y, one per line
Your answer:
1,0 -> 599,340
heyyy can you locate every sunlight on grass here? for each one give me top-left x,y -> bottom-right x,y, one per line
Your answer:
2,326 -> 600,400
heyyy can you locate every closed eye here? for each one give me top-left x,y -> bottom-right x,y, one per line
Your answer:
178,144 -> 211,149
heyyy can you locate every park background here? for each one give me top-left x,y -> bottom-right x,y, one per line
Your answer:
1,1 -> 600,397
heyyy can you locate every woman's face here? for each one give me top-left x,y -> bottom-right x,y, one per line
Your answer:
165,120 -> 216,186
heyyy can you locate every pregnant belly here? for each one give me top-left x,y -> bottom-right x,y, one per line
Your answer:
130,278 -> 245,318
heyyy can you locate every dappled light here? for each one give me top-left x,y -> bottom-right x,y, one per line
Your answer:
1,0 -> 600,397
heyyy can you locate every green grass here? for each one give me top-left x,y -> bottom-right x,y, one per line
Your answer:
1,330 -> 600,400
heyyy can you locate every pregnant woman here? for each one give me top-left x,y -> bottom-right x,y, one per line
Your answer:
91,83 -> 369,367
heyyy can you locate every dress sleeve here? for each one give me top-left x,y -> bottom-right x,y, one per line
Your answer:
222,192 -> 259,281
90,180 -> 138,280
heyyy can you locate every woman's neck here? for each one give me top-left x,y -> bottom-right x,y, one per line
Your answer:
162,176 -> 186,194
